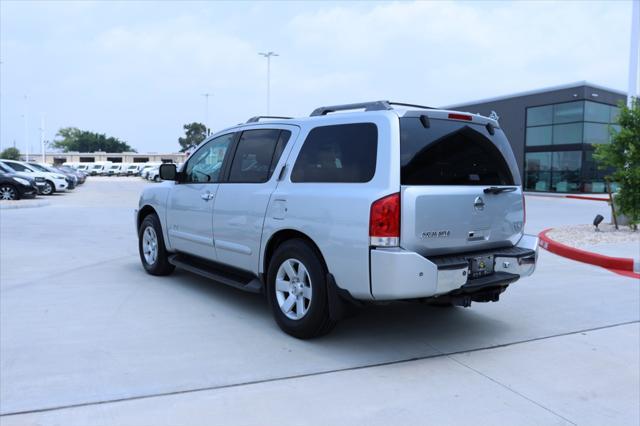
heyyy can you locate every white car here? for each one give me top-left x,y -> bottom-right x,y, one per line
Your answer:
107,164 -> 124,176
125,164 -> 142,175
76,164 -> 90,172
0,159 -> 68,195
147,166 -> 161,182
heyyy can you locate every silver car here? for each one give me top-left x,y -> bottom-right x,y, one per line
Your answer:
135,101 -> 538,338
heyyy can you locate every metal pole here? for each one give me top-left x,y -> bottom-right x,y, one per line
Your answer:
259,51 -> 278,115
40,116 -> 45,163
629,0 -> 639,107
24,95 -> 29,161
202,93 -> 211,134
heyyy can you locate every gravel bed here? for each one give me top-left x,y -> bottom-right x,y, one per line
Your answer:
547,223 -> 639,247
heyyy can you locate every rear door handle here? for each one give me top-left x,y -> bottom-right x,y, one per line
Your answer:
201,192 -> 215,201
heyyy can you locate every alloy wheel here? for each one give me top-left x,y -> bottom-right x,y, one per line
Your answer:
142,226 -> 159,265
0,186 -> 17,200
275,258 -> 312,320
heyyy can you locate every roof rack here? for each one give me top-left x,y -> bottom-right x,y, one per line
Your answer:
310,100 -> 435,116
246,115 -> 292,123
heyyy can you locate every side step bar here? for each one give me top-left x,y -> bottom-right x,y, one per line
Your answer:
168,253 -> 263,294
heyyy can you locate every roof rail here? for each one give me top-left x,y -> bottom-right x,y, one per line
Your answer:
246,115 -> 292,123
310,100 -> 435,116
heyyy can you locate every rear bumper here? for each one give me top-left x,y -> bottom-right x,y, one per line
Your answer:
370,234 -> 538,300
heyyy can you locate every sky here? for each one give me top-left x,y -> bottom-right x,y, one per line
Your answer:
0,0 -> 633,154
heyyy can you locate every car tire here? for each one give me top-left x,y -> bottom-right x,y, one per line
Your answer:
153,175 -> 160,182
267,239 -> 336,339
41,181 -> 54,195
138,214 -> 175,276
0,184 -> 18,200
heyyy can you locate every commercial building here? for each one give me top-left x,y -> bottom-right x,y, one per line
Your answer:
447,82 -> 626,193
24,151 -> 187,165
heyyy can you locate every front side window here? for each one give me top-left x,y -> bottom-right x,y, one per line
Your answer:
228,129 -> 290,183
291,123 -> 377,183
184,133 -> 234,183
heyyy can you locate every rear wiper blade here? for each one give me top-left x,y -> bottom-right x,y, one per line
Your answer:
483,186 -> 517,194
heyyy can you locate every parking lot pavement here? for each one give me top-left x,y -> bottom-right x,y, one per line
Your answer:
1,181 -> 638,425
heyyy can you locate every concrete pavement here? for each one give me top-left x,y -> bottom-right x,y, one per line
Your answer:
1,179 -> 638,425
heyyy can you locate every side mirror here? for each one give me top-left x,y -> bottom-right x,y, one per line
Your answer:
159,163 -> 177,181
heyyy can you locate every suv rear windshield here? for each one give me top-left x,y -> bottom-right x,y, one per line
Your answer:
400,117 -> 520,186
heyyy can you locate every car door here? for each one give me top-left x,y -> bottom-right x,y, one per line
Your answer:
166,133 -> 235,260
212,126 -> 297,273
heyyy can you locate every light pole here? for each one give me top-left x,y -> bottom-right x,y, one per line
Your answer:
40,116 -> 45,163
23,95 -> 29,161
202,93 -> 212,134
628,0 -> 639,106
258,51 -> 278,115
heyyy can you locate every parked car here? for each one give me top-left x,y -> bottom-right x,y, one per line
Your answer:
0,172 -> 39,200
89,163 -> 111,175
140,164 -> 160,179
57,165 -> 87,184
27,162 -> 77,190
0,160 -> 67,195
135,101 -> 538,338
147,166 -> 161,182
76,164 -> 90,173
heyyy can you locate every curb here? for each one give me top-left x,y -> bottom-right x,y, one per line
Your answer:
538,228 -> 639,278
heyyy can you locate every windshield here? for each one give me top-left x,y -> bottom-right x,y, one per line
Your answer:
28,163 -> 50,173
399,117 -> 520,186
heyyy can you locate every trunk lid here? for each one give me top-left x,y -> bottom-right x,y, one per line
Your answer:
399,115 -> 524,256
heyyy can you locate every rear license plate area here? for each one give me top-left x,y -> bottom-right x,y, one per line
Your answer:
469,255 -> 494,279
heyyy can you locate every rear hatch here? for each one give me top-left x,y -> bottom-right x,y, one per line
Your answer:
399,113 -> 524,256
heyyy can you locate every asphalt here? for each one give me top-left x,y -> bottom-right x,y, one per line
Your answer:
1,178 -> 638,425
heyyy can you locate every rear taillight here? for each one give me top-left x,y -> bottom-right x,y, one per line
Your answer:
369,193 -> 400,247
448,113 -> 472,121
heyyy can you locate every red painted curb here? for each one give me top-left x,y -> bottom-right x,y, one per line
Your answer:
538,228 -> 638,278
565,195 -> 609,202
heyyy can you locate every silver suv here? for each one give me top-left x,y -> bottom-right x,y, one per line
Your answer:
135,101 -> 538,338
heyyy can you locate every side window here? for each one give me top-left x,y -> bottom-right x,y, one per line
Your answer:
228,129 -> 289,183
291,123 -> 378,183
184,133 -> 234,183
5,162 -> 27,172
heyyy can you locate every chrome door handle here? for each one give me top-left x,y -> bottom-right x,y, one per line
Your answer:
201,192 -> 214,201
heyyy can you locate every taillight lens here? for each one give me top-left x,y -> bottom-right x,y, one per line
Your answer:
370,192 -> 400,247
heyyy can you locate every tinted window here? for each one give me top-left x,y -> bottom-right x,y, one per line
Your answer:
527,105 -> 553,126
552,123 -> 582,145
185,133 -> 234,183
4,162 -> 28,172
291,123 -> 377,183
553,101 -> 584,123
526,126 -> 552,146
228,129 -> 289,183
584,101 -> 611,123
400,118 -> 518,186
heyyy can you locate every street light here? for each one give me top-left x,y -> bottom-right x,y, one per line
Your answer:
23,95 -> 29,161
202,93 -> 212,135
258,51 -> 278,115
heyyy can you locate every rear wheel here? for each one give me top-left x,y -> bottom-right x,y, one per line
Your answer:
138,214 -> 175,276
267,239 -> 335,339
0,184 -> 18,200
41,181 -> 54,195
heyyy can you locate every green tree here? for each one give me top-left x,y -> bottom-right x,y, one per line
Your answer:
53,127 -> 135,153
178,122 -> 207,152
0,147 -> 21,160
594,99 -> 640,228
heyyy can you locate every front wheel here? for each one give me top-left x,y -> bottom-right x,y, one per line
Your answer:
138,214 -> 175,276
267,239 -> 335,339
41,181 -> 54,195
0,184 -> 18,200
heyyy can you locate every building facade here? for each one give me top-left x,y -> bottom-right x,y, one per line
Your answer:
447,82 -> 626,193
23,152 -> 187,165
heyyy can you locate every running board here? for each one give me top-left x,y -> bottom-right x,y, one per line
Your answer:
168,253 -> 263,294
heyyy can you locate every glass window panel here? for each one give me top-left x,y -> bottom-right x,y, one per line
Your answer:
552,172 -> 580,193
552,151 -> 582,172
583,123 -> 610,144
525,126 -> 552,146
584,101 -> 611,123
552,123 -> 582,145
610,106 -> 620,123
553,101 -> 583,124
525,171 -> 551,192
525,152 -> 551,171
527,105 -> 553,126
